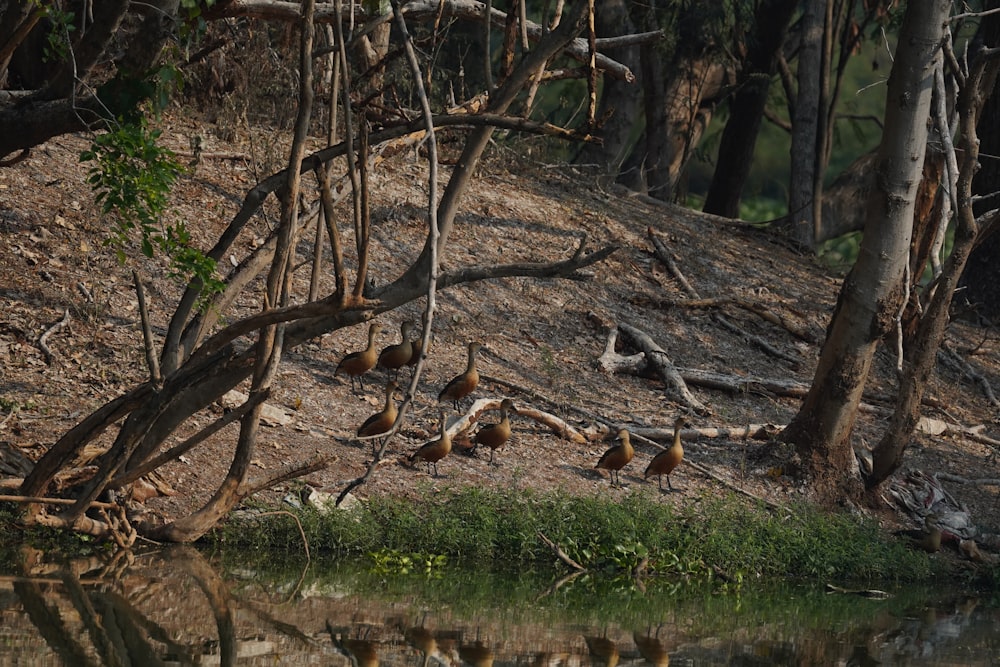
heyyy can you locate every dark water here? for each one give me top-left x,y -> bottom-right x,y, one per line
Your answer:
0,545 -> 997,665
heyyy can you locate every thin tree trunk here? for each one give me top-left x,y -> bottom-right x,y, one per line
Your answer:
703,0 -> 797,218
787,0 -> 824,247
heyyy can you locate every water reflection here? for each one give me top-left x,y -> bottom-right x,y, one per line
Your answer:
0,545 -> 997,665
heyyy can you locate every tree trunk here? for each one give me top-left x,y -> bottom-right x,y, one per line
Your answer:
787,0 -> 824,247
957,10 -> 1000,323
780,0 -> 951,499
574,0 -> 641,175
868,12 -> 1000,487
702,0 -> 797,218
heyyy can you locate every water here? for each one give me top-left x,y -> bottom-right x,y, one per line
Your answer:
1,545 -> 997,665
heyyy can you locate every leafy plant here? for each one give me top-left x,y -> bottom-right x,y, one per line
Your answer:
80,118 -> 223,306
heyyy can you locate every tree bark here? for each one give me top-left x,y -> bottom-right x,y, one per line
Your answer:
780,0 -> 951,498
868,14 -> 1000,487
574,0 -> 642,175
702,0 -> 797,218
787,0 -> 825,247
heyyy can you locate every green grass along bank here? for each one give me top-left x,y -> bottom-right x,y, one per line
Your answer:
212,487 -> 997,586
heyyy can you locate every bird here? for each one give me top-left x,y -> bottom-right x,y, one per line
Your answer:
583,635 -> 619,667
438,341 -> 482,410
335,322 -> 382,393
458,640 -> 494,667
894,513 -> 943,553
405,312 -> 429,370
595,429 -> 634,488
633,629 -> 671,667
644,415 -> 687,492
472,398 -> 516,464
356,381 -> 399,454
377,321 -> 414,380
409,411 -> 452,476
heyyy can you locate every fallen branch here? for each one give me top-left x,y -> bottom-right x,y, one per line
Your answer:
939,343 -> 1000,409
597,327 -> 644,374
669,297 -> 815,343
38,309 -> 70,364
538,531 -> 587,571
628,423 -> 780,443
937,472 -> 1000,486
618,322 -> 710,415
0,494 -> 117,509
648,227 -> 802,365
241,454 -> 332,497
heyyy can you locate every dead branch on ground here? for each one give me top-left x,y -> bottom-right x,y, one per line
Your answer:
618,322 -> 710,415
38,309 -> 70,364
648,227 -> 803,365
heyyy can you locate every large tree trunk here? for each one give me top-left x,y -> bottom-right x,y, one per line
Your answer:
702,0 -> 797,218
780,0 -> 951,499
868,11 -> 1000,487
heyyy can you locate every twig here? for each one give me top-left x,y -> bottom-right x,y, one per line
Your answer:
242,454 -> 332,497
245,510 -> 311,562
648,227 -> 802,365
38,309 -> 70,364
538,531 -> 587,571
647,226 -> 700,298
683,459 -> 784,510
939,343 -> 1000,409
132,270 -> 162,387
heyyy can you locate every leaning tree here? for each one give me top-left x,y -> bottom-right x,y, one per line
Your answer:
781,0 -> 1000,499
2,0 -> 630,544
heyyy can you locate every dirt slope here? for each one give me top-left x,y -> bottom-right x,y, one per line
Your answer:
1,113 -> 998,547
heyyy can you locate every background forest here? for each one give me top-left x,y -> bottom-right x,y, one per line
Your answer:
1,0 -> 999,563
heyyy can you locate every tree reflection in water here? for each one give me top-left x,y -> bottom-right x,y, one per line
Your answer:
0,547 -> 997,665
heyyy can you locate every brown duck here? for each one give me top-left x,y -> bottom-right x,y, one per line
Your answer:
595,429 -> 633,487
409,411 -> 452,477
472,398 -> 515,464
378,321 -> 414,380
406,312 -> 429,369
644,415 -> 686,492
438,341 -> 482,410
357,381 -> 399,454
335,322 -> 382,393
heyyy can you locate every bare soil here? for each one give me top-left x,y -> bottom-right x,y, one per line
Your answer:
1,112 -> 999,552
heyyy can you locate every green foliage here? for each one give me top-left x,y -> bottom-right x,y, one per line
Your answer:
214,488 -> 940,583
80,119 -> 223,305
369,548 -> 447,575
30,1 -> 76,63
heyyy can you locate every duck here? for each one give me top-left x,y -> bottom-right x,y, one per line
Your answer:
438,341 -> 482,410
335,322 -> 382,393
632,630 -> 671,667
595,429 -> 633,488
894,513 -> 943,553
409,411 -> 452,476
406,312 -> 429,370
377,321 -> 414,380
644,415 -> 687,492
583,635 -> 620,667
472,398 -> 515,464
356,381 -> 399,454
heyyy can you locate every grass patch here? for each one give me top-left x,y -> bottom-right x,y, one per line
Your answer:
213,487 -> 942,583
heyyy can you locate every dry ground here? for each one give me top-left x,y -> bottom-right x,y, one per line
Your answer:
1,112 -> 999,551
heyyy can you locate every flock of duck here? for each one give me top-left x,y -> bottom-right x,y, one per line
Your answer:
333,321 -> 686,490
